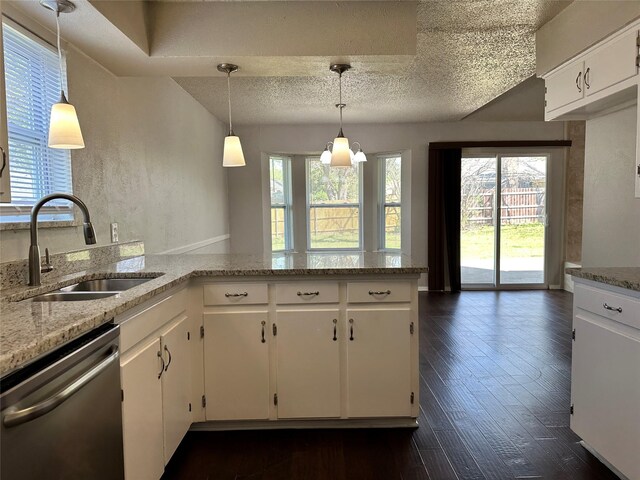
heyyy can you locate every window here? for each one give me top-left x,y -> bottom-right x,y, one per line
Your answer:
269,155 -> 293,251
306,156 -> 362,250
1,21 -> 73,223
379,154 -> 401,250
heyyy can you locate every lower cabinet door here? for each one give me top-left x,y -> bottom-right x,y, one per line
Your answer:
276,310 -> 340,418
160,316 -> 192,464
346,308 -> 412,417
204,311 -> 270,420
121,337 -> 164,480
571,314 -> 640,480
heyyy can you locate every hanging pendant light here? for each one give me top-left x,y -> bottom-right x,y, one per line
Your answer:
322,64 -> 366,167
41,0 -> 84,149
217,63 -> 245,167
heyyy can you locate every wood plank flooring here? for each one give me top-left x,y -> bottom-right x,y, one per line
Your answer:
162,291 -> 619,480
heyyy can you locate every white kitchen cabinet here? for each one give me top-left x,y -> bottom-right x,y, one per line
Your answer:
583,30 -> 638,97
0,7 -> 11,204
203,311 -> 270,420
160,315 -> 192,464
543,21 -> 639,122
120,337 -> 165,480
571,281 -> 640,480
118,288 -> 192,480
346,308 -> 413,417
544,60 -> 585,112
275,309 -> 341,418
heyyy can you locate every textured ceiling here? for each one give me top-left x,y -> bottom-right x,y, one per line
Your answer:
174,0 -> 572,125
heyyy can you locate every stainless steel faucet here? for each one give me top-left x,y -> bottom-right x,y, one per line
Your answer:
29,193 -> 96,286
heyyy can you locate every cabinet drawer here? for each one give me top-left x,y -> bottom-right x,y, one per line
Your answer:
347,281 -> 411,303
574,283 -> 640,330
204,283 -> 268,306
120,289 -> 187,353
275,282 -> 338,304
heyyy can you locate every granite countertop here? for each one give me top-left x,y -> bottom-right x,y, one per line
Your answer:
0,252 -> 426,376
567,267 -> 640,292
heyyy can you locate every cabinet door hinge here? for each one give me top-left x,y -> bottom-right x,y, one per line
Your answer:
410,322 -> 414,335
274,393 -> 278,406
200,325 -> 205,339
189,403 -> 192,412
121,389 -> 124,402
570,404 -> 574,415
410,392 -> 415,404
272,323 -> 277,336
572,328 -> 576,340
202,395 -> 207,408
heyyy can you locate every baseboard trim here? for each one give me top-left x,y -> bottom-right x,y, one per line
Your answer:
157,234 -> 230,255
190,418 -> 419,431
549,284 -> 562,290
418,286 -> 429,292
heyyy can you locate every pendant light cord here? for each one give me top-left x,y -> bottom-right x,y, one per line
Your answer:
227,72 -> 233,135
55,10 -> 65,100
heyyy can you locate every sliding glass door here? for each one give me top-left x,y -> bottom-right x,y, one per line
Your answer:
461,154 -> 548,289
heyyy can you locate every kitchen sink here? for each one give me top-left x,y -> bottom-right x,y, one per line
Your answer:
29,291 -> 120,302
24,276 -> 159,302
59,278 -> 154,292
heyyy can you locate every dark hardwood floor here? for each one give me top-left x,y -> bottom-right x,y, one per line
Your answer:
163,291 -> 619,480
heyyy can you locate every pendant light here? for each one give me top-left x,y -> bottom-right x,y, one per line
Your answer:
322,64 -> 367,167
41,0 -> 84,149
217,63 -> 245,167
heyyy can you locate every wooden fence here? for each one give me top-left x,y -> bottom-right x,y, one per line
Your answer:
462,188 -> 545,226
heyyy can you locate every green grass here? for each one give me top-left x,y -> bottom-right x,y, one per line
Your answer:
461,223 -> 544,260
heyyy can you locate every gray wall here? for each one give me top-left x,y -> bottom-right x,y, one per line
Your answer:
227,121 -> 567,287
582,106 -> 640,267
0,10 -> 230,261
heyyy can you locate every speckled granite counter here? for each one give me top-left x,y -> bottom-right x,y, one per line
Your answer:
566,267 -> 640,292
0,252 -> 426,376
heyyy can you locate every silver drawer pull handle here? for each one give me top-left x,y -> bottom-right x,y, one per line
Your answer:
369,290 -> 391,296
225,292 -> 248,298
297,291 -> 319,296
603,302 -> 622,313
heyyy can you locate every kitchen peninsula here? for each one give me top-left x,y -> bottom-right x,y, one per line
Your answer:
0,242 -> 427,479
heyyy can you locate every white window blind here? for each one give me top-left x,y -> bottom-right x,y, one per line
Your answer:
1,20 -> 73,222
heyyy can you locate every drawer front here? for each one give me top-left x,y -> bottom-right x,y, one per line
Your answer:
275,282 -> 338,304
120,288 -> 187,352
574,283 -> 640,330
204,283 -> 268,306
347,281 -> 411,303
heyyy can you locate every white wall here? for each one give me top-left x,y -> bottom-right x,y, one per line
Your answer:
227,121 -> 567,286
0,9 -> 230,261
582,106 -> 640,267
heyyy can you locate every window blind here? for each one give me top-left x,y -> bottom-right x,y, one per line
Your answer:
2,21 -> 73,222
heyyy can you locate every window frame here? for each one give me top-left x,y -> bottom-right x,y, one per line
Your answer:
378,153 -> 402,252
1,18 -> 74,225
305,156 -> 363,252
269,154 -> 293,252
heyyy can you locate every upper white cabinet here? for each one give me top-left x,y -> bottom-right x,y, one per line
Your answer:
0,9 -> 12,204
545,60 -> 585,112
544,22 -> 639,121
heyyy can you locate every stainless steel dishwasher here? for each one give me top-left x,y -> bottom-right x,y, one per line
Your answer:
0,322 -> 124,479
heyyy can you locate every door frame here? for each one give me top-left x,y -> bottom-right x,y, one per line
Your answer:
461,151 -> 550,291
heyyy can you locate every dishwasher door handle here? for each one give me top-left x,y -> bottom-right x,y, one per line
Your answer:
3,347 -> 119,428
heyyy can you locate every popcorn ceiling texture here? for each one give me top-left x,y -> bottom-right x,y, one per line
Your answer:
174,0 -> 571,124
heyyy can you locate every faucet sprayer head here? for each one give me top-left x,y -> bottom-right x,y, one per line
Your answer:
83,222 -> 97,245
